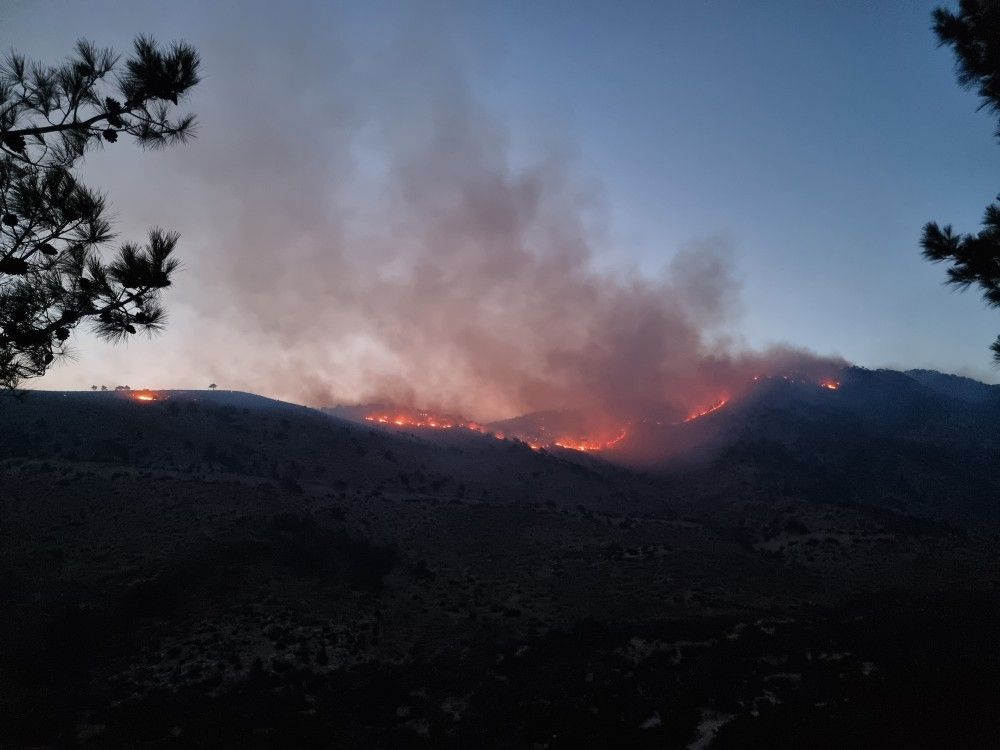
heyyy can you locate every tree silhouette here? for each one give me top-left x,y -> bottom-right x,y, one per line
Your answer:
921,1 -> 1000,361
208,382 -> 217,390
0,37 -> 200,389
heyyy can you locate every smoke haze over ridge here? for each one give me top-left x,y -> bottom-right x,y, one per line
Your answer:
27,4 -> 845,420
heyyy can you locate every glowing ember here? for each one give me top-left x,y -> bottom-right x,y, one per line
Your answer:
753,373 -> 843,391
681,398 -> 729,423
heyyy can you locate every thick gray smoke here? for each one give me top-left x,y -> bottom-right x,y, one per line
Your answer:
96,8 -> 842,422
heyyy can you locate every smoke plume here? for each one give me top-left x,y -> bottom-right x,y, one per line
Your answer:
105,7 -> 843,422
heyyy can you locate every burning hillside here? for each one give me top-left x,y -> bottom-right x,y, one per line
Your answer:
682,398 -> 729,423
363,408 -> 481,431
360,406 -> 629,454
345,371 -> 845,459
552,428 -> 628,453
127,389 -> 162,402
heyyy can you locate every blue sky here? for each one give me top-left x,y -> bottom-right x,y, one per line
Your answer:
7,0 -> 1000,398
480,1 -> 1000,377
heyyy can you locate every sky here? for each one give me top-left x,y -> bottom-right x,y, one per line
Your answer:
5,0 -> 1000,412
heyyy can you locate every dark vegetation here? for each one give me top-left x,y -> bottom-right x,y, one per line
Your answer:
1,372 -> 998,747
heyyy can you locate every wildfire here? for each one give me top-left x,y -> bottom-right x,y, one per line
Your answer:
681,398 -> 729,423
553,428 -> 628,452
364,411 -> 486,432
132,390 -> 159,402
362,409 -> 627,453
361,370 -> 845,453
754,373 -> 843,392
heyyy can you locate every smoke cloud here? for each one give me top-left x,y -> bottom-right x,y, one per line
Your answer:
78,6 -> 844,422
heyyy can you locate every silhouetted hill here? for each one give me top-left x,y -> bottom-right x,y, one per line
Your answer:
2,380 -> 998,746
5,389 -> 662,515
656,369 -> 1000,528
327,370 -> 1000,528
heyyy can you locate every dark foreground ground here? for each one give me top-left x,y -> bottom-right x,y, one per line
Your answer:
1,388 -> 999,747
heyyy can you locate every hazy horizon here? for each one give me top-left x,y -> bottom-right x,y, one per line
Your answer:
7,0 -> 1000,411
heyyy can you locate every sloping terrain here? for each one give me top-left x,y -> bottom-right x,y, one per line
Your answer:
1,383 -> 998,747
666,368 -> 1000,529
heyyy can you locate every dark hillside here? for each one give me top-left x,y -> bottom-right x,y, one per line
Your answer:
1,382 -> 998,746
670,369 -> 1000,527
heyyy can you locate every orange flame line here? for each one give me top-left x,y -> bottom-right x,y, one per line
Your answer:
681,398 -> 729,423
364,413 -> 627,452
